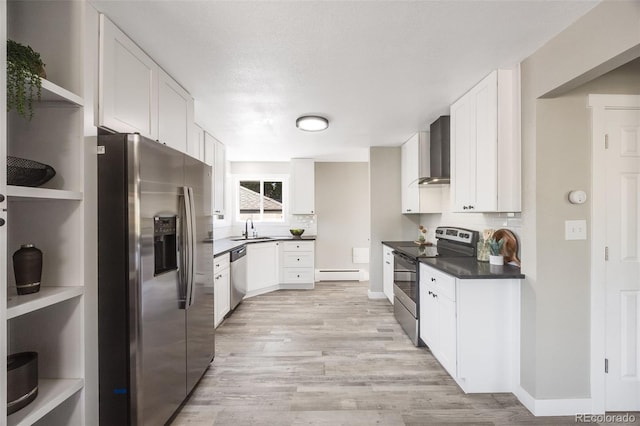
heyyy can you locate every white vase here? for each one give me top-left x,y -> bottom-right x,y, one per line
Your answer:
489,255 -> 504,265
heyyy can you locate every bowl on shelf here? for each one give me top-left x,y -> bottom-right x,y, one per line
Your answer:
7,351 -> 38,415
7,156 -> 56,187
289,229 -> 305,238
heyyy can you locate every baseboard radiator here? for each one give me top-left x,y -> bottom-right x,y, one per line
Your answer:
315,269 -> 366,282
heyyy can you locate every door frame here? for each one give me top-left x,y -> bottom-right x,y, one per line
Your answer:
588,94 -> 640,414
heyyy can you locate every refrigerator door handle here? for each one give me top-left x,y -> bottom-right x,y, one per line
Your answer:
177,214 -> 186,309
188,187 -> 197,308
184,186 -> 196,308
179,187 -> 191,309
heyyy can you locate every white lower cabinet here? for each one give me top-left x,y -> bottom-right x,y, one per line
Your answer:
281,241 -> 315,287
419,265 -> 457,377
213,253 -> 230,327
382,245 -> 394,304
419,263 -> 520,393
247,242 -> 280,295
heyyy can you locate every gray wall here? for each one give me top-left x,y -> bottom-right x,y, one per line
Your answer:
534,59 -> 640,398
369,147 -> 419,294
315,162 -> 370,274
520,0 -> 640,399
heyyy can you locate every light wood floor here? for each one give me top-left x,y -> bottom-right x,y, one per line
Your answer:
171,281 -> 636,426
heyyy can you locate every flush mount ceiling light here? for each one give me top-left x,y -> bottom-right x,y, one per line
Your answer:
296,115 -> 329,132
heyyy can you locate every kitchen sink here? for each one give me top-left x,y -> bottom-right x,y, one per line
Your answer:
230,236 -> 274,242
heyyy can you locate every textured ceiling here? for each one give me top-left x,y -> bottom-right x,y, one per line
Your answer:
90,0 -> 599,161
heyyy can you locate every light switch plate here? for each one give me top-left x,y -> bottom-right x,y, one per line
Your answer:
565,220 -> 587,240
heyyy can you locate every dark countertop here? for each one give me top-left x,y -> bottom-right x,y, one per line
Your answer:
211,236 -> 316,257
382,240 -> 524,280
419,257 -> 524,279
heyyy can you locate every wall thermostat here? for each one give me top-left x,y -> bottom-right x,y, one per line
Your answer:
568,190 -> 587,204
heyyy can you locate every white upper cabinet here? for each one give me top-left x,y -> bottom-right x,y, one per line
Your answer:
158,68 -> 193,154
189,123 -> 205,162
401,134 -> 420,213
99,14 -> 158,140
203,132 -> 225,215
401,133 -> 443,214
203,131 -> 214,166
290,159 -> 315,215
450,68 -> 521,213
99,14 -> 197,158
213,138 -> 226,215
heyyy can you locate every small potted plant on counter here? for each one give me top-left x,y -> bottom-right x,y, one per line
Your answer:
487,237 -> 505,265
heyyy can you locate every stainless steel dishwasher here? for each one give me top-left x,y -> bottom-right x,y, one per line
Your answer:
229,246 -> 247,310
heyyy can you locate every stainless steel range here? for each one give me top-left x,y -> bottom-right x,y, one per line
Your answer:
392,226 -> 478,346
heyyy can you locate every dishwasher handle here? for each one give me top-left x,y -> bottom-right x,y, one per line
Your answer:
230,246 -> 246,262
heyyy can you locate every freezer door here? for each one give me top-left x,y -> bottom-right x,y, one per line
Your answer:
184,155 -> 214,394
137,137 -> 187,425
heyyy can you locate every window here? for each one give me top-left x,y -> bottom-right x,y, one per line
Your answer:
236,177 -> 287,222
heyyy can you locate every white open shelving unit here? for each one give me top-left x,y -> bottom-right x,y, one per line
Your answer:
4,1 -> 88,424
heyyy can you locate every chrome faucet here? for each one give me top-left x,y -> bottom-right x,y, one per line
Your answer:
243,218 -> 254,239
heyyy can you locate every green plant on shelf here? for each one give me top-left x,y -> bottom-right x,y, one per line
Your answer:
7,39 -> 46,120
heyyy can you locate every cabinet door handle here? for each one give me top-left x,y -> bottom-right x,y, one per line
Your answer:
431,277 -> 436,282
433,293 -> 437,298
406,209 -> 412,212
428,290 -> 433,296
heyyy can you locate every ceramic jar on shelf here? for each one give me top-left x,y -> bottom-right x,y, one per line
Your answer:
13,244 -> 42,295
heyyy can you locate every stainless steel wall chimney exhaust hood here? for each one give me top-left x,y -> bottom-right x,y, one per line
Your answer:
419,115 -> 450,185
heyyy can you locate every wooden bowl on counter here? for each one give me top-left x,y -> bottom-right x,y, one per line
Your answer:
493,229 -> 520,266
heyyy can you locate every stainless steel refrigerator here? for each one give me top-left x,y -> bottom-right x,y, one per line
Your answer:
97,133 -> 214,425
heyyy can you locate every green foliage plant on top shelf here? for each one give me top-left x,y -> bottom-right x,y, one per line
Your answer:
7,39 -> 46,120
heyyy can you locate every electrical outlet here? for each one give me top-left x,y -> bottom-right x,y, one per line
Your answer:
565,220 -> 587,240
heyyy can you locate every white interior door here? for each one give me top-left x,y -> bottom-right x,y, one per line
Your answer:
605,108 -> 640,411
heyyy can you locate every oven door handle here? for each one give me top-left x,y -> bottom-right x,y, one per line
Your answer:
392,250 -> 417,265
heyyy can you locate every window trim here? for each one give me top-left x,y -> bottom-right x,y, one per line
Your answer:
234,174 -> 289,224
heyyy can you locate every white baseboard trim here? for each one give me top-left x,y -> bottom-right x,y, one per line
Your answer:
514,386 -> 595,416
367,291 -> 387,300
